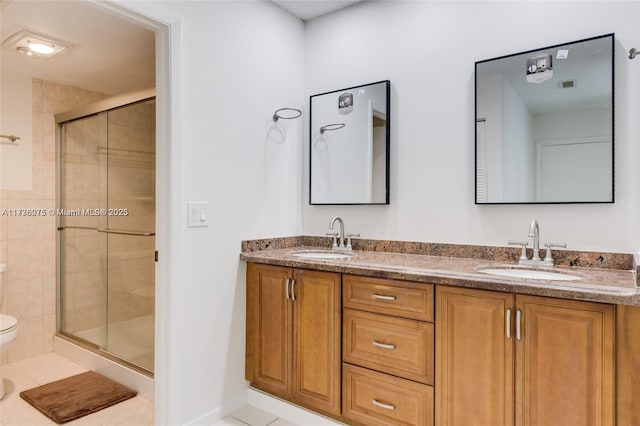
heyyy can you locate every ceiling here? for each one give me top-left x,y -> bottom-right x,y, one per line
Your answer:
0,0 -> 361,97
1,0 -> 155,95
477,36 -> 612,114
271,0 -> 363,21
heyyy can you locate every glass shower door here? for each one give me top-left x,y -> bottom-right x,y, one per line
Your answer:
59,97 -> 155,374
59,112 -> 108,349
103,99 -> 156,372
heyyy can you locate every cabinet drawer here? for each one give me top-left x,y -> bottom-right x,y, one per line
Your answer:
343,275 -> 433,321
343,364 -> 434,426
344,309 -> 434,385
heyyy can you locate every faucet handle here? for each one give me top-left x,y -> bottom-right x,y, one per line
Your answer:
325,232 -> 339,249
544,242 -> 567,263
345,233 -> 360,250
508,241 -> 529,262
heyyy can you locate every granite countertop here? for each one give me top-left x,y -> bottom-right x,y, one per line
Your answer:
240,245 -> 640,306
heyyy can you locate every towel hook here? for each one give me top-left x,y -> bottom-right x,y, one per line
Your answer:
272,107 -> 302,122
630,48 -> 638,60
0,134 -> 20,143
320,123 -> 345,134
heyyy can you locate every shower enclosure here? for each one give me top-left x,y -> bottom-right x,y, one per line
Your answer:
56,88 -> 155,374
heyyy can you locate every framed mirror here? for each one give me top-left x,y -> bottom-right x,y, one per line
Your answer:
475,34 -> 614,204
310,80 -> 390,205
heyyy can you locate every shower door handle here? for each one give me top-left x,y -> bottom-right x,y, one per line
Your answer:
97,228 -> 155,236
59,226 -> 155,237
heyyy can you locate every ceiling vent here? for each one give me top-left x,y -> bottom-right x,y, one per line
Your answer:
2,30 -> 72,59
559,80 -> 576,89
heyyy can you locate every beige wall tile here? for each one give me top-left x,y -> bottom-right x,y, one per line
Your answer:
32,79 -> 43,113
7,277 -> 43,319
43,275 -> 56,316
42,238 -> 56,277
7,238 -> 43,281
6,199 -> 53,240
8,317 -> 43,362
43,81 -> 76,114
43,314 -> 56,353
32,111 -> 43,142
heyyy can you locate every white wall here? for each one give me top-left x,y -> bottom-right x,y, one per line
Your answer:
501,76 -> 534,202
115,1 -> 304,424
477,73 -> 503,200
303,1 -> 640,253
534,107 -> 611,141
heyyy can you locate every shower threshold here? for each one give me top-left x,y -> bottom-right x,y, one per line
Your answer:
54,334 -> 154,401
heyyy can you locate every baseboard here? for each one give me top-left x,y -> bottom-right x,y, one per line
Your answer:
184,393 -> 248,426
247,388 -> 345,425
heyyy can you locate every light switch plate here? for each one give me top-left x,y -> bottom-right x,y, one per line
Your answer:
187,202 -> 209,227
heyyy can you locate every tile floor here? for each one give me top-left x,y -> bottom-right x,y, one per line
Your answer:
0,352 -> 154,426
0,352 -> 296,426
215,405 -> 296,426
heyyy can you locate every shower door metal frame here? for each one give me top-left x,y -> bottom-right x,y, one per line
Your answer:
55,87 -> 156,376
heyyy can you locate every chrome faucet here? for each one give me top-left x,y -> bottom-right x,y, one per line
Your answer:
528,219 -> 541,261
509,219 -> 566,266
329,216 -> 345,249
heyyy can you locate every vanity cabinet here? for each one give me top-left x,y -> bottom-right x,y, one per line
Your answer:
245,263 -> 341,416
436,286 -> 615,426
342,275 -> 435,426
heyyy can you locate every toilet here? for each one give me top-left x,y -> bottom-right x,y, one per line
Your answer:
0,263 -> 18,399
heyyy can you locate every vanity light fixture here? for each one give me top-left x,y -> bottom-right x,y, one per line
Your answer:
2,30 -> 71,59
526,53 -> 553,83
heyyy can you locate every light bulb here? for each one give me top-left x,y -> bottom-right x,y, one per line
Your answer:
28,42 -> 55,55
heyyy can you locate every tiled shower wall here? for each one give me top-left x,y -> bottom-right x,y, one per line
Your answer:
0,79 -> 107,363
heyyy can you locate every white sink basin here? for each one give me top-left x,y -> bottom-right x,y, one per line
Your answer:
291,250 -> 352,260
477,267 -> 582,281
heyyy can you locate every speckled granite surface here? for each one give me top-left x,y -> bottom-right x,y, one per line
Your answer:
240,236 -> 640,306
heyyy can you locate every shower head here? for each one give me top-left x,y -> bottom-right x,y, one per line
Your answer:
630,48 -> 638,60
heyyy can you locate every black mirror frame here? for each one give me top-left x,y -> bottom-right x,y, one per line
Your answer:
309,80 -> 391,205
474,34 -> 615,205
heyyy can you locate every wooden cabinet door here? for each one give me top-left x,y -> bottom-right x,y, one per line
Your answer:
515,295 -> 614,426
616,305 -> 640,425
246,263 -> 293,399
292,269 -> 342,415
436,286 -> 515,426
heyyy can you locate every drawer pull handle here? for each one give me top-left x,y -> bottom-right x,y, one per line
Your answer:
372,399 -> 396,410
372,340 -> 396,350
372,294 -> 396,301
285,278 -> 291,300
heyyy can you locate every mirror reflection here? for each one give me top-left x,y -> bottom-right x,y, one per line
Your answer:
310,80 -> 390,205
475,34 -> 614,204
